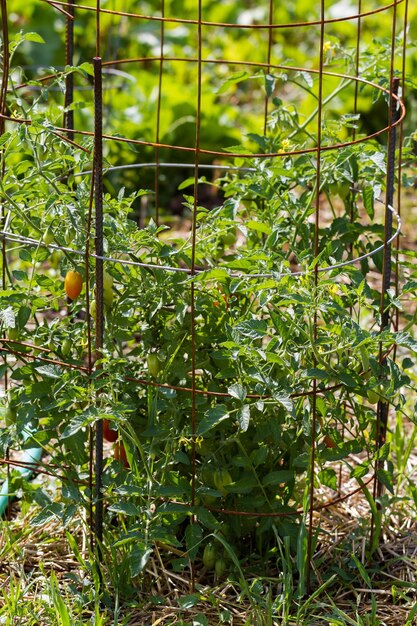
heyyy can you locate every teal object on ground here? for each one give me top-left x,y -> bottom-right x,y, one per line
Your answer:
0,419 -> 42,517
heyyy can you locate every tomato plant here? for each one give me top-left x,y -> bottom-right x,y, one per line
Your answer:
0,13 -> 416,596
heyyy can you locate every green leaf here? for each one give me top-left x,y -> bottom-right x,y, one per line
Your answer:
217,71 -> 249,94
19,249 -> 32,263
318,468 -> 338,491
24,32 -> 45,44
363,186 -> 374,219
12,270 -> 27,282
228,383 -> 246,402
262,470 -> 295,486
50,571 -> 71,626
195,507 -> 221,530
130,546 -> 153,576
196,405 -> 229,435
77,62 -> 94,76
17,305 -> 31,328
193,614 -> 209,626
299,71 -> 313,87
271,391 -> 294,414
238,405 -> 251,431
108,502 -> 141,516
235,319 -> 268,339
185,523 -> 203,561
394,331 -> 417,353
265,73 -> 275,97
34,364 -> 62,379
177,594 -> 200,609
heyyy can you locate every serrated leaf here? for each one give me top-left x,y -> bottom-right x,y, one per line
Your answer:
318,468 -> 338,491
271,391 -> 294,414
34,364 -> 62,379
61,414 -> 90,439
305,368 -> 329,380
0,306 -> 15,328
363,186 -> 374,219
235,319 -> 268,339
238,405 -> 250,431
130,546 -> 152,577
185,523 -> 203,561
109,502 -> 141,516
196,405 -> 229,435
228,383 -> 246,402
376,468 -> 394,494
299,71 -> 313,87
178,594 -> 200,609
31,507 -> 56,526
262,470 -> 295,486
195,507 -> 220,530
394,331 -> 417,353
217,71 -> 249,94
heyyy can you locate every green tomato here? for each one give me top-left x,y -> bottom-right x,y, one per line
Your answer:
4,403 -> 17,426
221,228 -> 237,246
33,336 -> 43,355
89,299 -> 97,320
42,227 -> 54,246
50,249 -> 63,269
215,558 -> 227,578
201,493 -> 217,507
337,182 -> 351,199
61,338 -> 71,357
103,271 -> 113,292
147,353 -> 161,378
367,389 -> 379,404
202,543 -> 217,570
103,287 -> 114,310
66,227 -> 76,244
329,181 -> 350,199
6,327 -> 19,341
213,469 -> 233,495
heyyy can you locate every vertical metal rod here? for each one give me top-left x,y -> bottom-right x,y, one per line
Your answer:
85,171 -> 95,550
64,0 -> 75,133
93,56 -> 104,554
369,0 -> 398,551
0,0 -> 9,134
373,77 -> 399,494
263,0 -> 274,136
393,0 -> 409,338
189,0 -> 203,593
306,0 -> 325,595
352,0 -> 362,144
154,0 -> 165,226
337,0 -> 363,498
0,0 -> 10,521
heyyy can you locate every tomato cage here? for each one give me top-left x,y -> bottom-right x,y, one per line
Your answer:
0,0 -> 411,592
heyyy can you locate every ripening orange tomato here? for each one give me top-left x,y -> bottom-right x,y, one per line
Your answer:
323,435 -> 336,449
64,270 -> 83,300
114,441 -> 129,468
103,419 -> 118,443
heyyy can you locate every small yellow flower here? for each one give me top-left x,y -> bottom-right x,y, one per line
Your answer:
281,138 -> 291,151
323,41 -> 333,54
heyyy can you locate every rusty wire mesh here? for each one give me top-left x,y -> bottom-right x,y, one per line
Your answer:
0,0 -> 410,592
